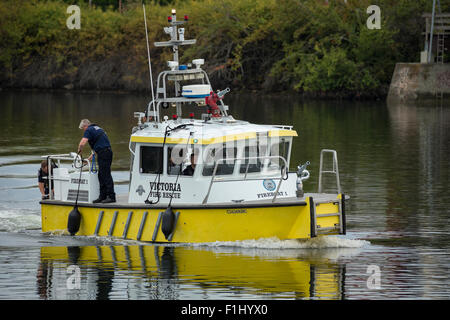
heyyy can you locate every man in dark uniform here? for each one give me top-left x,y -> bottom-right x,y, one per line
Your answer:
182,153 -> 196,176
38,160 -> 52,200
78,119 -> 116,203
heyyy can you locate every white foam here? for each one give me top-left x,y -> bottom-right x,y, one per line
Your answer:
183,236 -> 370,261
193,236 -> 370,250
83,235 -> 143,246
0,209 -> 41,232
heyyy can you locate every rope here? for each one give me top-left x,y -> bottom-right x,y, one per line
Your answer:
168,131 -> 193,207
72,151 -> 84,207
90,153 -> 98,173
145,125 -> 171,205
144,123 -> 194,205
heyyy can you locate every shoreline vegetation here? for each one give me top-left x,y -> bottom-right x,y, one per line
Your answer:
0,0 -> 444,99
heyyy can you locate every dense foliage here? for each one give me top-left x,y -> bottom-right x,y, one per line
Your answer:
0,0 -> 445,98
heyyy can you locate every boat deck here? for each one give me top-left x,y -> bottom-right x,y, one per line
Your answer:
41,192 -> 346,209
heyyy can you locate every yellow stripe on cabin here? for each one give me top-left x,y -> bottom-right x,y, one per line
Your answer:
268,129 -> 298,137
131,136 -> 187,144
131,129 -> 297,145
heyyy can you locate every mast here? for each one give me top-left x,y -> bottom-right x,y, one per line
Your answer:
154,9 -> 197,114
143,9 -> 229,124
154,9 -> 196,66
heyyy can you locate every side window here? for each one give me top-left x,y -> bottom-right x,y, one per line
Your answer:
140,146 -> 163,174
202,145 -> 237,176
279,139 -> 290,162
240,146 -> 262,173
168,146 -> 199,177
268,139 -> 290,171
240,138 -> 268,174
167,147 -> 182,175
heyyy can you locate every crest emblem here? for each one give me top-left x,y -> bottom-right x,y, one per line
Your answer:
136,185 -> 146,196
263,179 -> 276,191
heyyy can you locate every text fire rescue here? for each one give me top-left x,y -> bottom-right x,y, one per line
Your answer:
149,182 -> 182,199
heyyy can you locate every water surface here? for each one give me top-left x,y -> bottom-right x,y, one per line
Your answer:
0,90 -> 449,299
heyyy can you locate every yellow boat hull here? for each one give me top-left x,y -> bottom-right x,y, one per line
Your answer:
41,195 -> 345,243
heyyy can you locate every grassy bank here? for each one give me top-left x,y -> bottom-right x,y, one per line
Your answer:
0,0 -> 444,98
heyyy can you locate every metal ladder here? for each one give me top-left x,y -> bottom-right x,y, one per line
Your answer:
437,32 -> 445,64
436,30 -> 445,99
309,196 -> 346,237
436,0 -> 445,64
318,149 -> 341,194
436,1 -> 445,99
435,0 -> 445,98
312,150 -> 346,237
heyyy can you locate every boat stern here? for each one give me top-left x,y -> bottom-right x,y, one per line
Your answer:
287,194 -> 346,239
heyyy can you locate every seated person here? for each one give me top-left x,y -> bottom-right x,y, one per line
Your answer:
183,153 -> 197,176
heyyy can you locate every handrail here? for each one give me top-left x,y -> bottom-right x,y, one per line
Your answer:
202,155 -> 288,204
318,149 -> 341,194
149,67 -> 229,123
128,139 -> 135,156
41,154 -> 91,200
41,154 -> 90,168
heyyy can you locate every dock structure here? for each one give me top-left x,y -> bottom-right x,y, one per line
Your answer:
388,0 -> 450,101
422,13 -> 450,64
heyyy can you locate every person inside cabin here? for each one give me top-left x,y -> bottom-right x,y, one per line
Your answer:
38,160 -> 55,200
167,148 -> 181,175
183,153 -> 197,176
78,119 -> 116,204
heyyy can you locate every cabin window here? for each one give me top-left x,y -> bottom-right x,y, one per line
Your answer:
202,145 -> 237,176
167,146 -> 199,176
239,146 -> 262,174
268,139 -> 290,171
167,147 -> 182,175
140,146 -> 163,174
239,136 -> 269,174
278,139 -> 290,164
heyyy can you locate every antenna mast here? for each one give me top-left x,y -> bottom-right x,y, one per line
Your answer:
154,9 -> 196,64
143,4 -> 155,109
154,9 -> 196,102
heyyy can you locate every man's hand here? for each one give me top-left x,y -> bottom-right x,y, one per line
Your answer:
78,137 -> 89,154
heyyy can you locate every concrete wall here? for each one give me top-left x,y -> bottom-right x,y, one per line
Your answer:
388,63 -> 450,101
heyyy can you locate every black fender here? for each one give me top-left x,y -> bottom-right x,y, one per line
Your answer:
161,206 -> 175,240
67,206 -> 81,236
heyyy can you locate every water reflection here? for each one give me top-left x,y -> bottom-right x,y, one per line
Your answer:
385,101 -> 450,248
37,244 -> 360,300
2,90 -> 450,299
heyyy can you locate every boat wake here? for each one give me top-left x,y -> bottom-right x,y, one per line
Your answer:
186,236 -> 369,260
0,208 -> 41,232
193,236 -> 370,250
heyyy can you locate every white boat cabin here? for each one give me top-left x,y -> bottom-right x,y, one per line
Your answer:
128,117 -> 298,205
